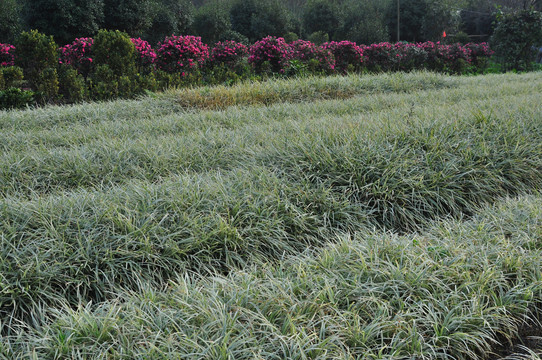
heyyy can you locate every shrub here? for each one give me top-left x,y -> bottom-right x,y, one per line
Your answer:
441,43 -> 472,74
289,39 -> 335,73
307,31 -> 329,46
14,30 -> 58,86
58,64 -> 87,103
321,40 -> 363,73
465,42 -> 493,71
210,40 -> 248,69
131,37 -> 156,72
0,87 -> 34,110
249,36 -> 292,74
92,30 -> 136,77
394,42 -> 428,72
156,35 -> 209,75
0,66 -> 23,89
59,37 -> 94,77
0,43 -> 16,67
419,41 -> 446,72
89,64 -> 119,100
35,67 -> 59,102
361,42 -> 398,72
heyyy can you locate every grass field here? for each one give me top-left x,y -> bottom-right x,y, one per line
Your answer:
0,71 -> 541,359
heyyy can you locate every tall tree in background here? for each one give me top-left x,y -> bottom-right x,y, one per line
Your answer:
145,0 -> 194,44
303,0 -> 342,40
230,0 -> 292,42
386,0 -> 427,42
192,0 -> 231,44
0,0 -> 22,43
23,0 -> 104,44
336,0 -> 389,44
103,0 -> 158,37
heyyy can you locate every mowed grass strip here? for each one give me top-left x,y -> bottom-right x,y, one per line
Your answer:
4,195 -> 541,359
0,72 -> 541,327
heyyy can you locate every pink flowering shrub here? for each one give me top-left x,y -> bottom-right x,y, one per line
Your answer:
322,41 -> 363,73
59,38 -> 94,77
131,38 -> 157,70
249,36 -> 292,74
464,42 -> 493,70
361,42 -> 398,72
0,43 -> 16,67
418,41 -> 447,72
394,43 -> 428,72
441,43 -> 472,73
210,40 -> 248,69
290,39 -> 335,73
156,35 -> 209,75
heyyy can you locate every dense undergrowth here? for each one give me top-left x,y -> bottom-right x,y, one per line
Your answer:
0,71 -> 541,358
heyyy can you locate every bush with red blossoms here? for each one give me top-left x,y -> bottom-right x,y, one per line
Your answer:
361,42 -> 398,72
0,43 -> 16,67
394,43 -> 428,72
131,38 -> 157,71
418,41 -> 447,72
290,39 -> 335,73
210,40 -> 248,69
440,43 -> 472,74
59,38 -> 94,77
249,36 -> 292,74
156,35 -> 209,75
464,42 -> 494,70
321,41 -> 363,73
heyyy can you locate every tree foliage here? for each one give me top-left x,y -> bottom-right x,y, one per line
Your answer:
145,0 -> 194,45
22,0 -> 104,45
492,9 -> 542,70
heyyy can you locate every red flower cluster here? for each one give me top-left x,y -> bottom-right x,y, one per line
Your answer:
289,39 -> 335,72
131,37 -> 157,69
210,40 -> 248,68
322,41 -> 364,73
0,43 -> 16,67
248,36 -> 292,73
59,38 -> 94,76
156,35 -> 209,75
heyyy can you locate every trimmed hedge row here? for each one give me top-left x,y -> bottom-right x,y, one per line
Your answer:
0,29 -> 494,109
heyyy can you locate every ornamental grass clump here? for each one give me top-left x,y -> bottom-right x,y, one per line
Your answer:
289,39 -> 335,73
0,43 -> 15,67
59,37 -> 94,77
321,40 -> 364,73
156,35 -> 209,75
249,36 -> 292,74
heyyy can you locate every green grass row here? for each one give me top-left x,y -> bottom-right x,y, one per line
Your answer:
0,72 -> 541,327
2,195 -> 541,359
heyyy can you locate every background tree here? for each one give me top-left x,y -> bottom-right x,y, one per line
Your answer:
336,0 -> 389,44
302,0 -> 342,40
230,0 -> 292,42
492,9 -> 542,70
103,0 -> 158,37
22,0 -> 104,44
145,0 -> 194,45
0,0 -> 22,43
386,0 -> 428,42
192,1 -> 231,44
